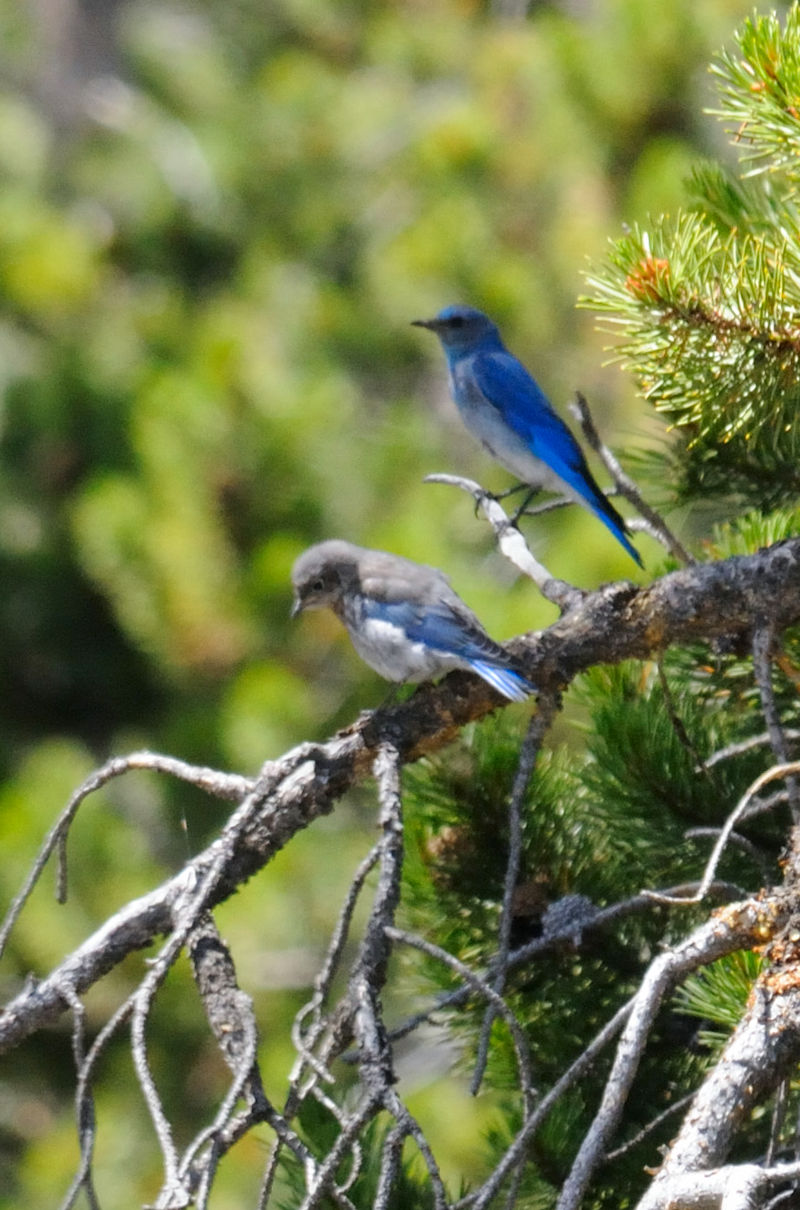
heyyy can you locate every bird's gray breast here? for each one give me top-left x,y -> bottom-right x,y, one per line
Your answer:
346,613 -> 460,683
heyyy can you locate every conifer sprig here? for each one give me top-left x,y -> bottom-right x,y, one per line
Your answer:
584,216 -> 800,459
582,8 -> 800,507
709,8 -> 800,180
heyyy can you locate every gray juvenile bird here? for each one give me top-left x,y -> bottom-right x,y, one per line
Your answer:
291,539 -> 533,701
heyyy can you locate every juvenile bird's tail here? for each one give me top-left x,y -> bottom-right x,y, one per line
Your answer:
470,660 -> 534,702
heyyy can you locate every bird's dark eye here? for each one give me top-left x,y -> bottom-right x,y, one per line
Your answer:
311,577 -> 326,592
449,315 -> 465,328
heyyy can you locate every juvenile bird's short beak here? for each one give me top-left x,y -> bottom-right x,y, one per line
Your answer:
411,317 -> 437,330
290,596 -> 304,619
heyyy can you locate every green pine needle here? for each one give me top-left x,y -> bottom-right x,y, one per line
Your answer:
709,9 -> 800,181
674,950 -> 763,1052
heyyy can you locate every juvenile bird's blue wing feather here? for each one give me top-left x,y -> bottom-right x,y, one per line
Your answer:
472,352 -> 643,567
364,597 -> 533,700
364,596 -> 493,660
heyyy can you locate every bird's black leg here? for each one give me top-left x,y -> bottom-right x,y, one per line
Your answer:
493,481 -> 531,502
473,480 -> 531,519
510,488 -> 540,526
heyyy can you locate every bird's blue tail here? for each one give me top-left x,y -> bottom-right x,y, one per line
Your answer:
585,495 -> 643,568
557,455 -> 642,567
470,661 -> 534,702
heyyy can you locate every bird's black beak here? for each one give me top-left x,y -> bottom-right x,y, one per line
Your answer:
411,317 -> 437,330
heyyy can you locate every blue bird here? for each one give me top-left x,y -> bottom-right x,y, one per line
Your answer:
412,305 -> 642,567
291,539 -> 534,702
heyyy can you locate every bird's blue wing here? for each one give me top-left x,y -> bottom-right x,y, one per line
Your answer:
364,597 -> 533,701
473,352 -> 643,567
364,596 -> 488,659
472,351 -> 591,480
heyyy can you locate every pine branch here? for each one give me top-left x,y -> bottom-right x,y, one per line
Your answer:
581,8 -> 800,508
583,217 -> 800,488
709,9 -> 800,180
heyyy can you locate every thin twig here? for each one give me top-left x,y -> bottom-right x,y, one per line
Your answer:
768,1078 -> 790,1168
685,826 -> 771,882
424,472 -> 584,611
753,623 -> 800,822
0,751 -> 252,956
385,927 -> 535,1104
604,1091 -> 695,1163
61,985 -> 100,1210
374,1124 -> 407,1210
517,495 -> 572,517
645,763 -> 800,906
472,694 -> 559,1094
657,659 -> 709,774
58,997 -> 135,1210
704,729 -> 800,770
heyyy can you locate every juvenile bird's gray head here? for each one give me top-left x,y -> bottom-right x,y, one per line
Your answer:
291,540 -> 362,618
412,304 -> 500,353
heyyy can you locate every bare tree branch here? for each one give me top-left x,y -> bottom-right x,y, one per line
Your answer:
4,538 -> 800,1208
637,1160 -> 800,1210
557,897 -> 793,1210
3,541 -> 797,1054
472,691 -> 561,1092
424,472 -> 584,610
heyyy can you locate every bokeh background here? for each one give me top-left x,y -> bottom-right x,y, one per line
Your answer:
0,0 -> 762,1204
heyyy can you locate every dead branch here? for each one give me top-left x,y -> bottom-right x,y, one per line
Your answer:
635,907 -> 800,1209
1,540 -> 795,1053
556,896 -> 793,1210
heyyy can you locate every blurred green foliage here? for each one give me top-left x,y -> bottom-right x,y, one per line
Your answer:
0,0 -> 764,1205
